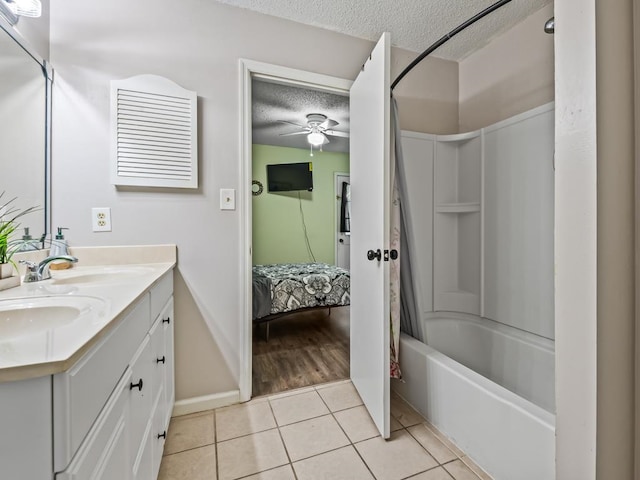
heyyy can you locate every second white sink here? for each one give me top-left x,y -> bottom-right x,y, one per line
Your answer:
0,296 -> 106,341
50,266 -> 155,285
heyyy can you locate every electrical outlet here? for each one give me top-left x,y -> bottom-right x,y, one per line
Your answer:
92,207 -> 112,232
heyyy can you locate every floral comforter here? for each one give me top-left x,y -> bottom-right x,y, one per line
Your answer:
252,263 -> 350,319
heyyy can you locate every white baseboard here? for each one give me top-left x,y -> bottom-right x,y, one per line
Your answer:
172,390 -> 240,417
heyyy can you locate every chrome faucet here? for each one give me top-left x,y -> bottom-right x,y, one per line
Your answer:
21,255 -> 78,283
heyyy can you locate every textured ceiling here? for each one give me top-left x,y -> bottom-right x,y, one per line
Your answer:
245,0 -> 554,153
214,0 -> 552,60
252,79 -> 350,154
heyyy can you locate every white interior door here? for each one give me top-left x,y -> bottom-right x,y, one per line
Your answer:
335,173 -> 351,270
349,32 -> 391,439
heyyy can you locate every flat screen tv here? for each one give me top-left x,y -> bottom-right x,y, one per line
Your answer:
266,162 -> 313,192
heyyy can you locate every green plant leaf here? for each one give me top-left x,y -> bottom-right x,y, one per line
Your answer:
0,192 -> 40,264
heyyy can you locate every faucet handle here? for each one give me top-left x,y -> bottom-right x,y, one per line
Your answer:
19,260 -> 38,271
19,260 -> 40,283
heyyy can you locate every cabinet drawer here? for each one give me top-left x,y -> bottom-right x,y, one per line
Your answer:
162,298 -> 175,425
57,368 -> 132,480
54,295 -> 151,472
150,272 -> 173,325
149,318 -> 164,404
151,389 -> 167,480
150,298 -> 174,416
132,419 -> 154,480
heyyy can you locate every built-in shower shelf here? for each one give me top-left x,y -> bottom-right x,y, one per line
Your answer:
433,132 -> 482,316
436,202 -> 480,213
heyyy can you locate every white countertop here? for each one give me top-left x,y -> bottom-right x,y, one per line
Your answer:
0,246 -> 176,383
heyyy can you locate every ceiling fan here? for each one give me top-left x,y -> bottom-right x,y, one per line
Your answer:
278,113 -> 349,154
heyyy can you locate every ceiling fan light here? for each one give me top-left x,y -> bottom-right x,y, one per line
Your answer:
5,0 -> 41,17
307,132 -> 325,147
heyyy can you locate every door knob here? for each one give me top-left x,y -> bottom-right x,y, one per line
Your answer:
367,249 -> 382,261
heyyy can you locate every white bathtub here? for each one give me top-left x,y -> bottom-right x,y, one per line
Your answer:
392,315 -> 556,480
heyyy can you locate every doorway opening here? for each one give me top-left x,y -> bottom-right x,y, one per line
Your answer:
239,60 -> 353,400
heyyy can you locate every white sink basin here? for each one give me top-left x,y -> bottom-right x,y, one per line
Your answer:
0,296 -> 106,341
51,266 -> 155,286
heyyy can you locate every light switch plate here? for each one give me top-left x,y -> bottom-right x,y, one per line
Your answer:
220,189 -> 236,210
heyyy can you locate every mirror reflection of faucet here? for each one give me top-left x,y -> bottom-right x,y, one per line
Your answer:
49,227 -> 72,270
20,255 -> 79,283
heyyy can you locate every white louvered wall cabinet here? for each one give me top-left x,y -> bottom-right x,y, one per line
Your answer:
111,75 -> 197,188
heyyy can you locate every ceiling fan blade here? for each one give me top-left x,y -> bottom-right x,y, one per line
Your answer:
280,131 -> 310,137
324,129 -> 349,138
320,118 -> 339,129
321,133 -> 330,145
276,120 -> 307,129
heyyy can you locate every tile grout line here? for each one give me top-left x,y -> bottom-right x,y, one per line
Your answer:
403,421 -> 454,467
419,420 -> 489,479
207,380 -> 485,480
162,441 -> 217,458
392,397 -> 487,478
213,411 -> 220,480
314,384 -> 382,480
385,416 -> 442,480
441,459 -> 485,480
387,407 -> 469,480
267,395 -> 300,480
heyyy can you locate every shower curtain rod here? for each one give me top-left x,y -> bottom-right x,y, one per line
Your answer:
391,0 -> 514,91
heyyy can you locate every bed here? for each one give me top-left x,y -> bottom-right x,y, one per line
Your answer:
252,263 -> 350,330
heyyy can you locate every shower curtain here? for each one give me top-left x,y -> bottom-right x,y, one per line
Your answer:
389,138 -> 402,378
390,96 -> 423,380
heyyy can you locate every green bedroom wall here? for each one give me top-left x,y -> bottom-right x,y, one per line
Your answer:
252,144 -> 349,266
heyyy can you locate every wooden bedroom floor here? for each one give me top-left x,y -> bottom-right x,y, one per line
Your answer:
252,306 -> 350,397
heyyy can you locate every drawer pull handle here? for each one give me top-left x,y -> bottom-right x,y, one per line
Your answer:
157,431 -> 166,440
162,316 -> 171,324
130,379 -> 144,391
157,356 -> 166,364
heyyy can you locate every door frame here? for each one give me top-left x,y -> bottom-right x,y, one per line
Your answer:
334,172 -> 350,268
238,59 -> 352,401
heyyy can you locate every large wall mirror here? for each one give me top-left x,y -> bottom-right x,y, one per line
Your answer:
0,19 -> 50,240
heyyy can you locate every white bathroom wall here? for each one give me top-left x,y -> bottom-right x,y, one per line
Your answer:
458,3 -> 554,132
48,0 -> 459,401
483,105 -> 555,339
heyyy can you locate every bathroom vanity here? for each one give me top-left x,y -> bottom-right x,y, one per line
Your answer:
0,246 -> 176,480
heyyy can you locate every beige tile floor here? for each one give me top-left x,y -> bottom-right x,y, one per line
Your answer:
159,380 -> 492,480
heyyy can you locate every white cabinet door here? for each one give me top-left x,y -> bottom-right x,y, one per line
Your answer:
58,369 -> 132,480
129,335 -> 153,470
0,377 -> 52,480
349,32 -> 392,438
53,295 -> 150,472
